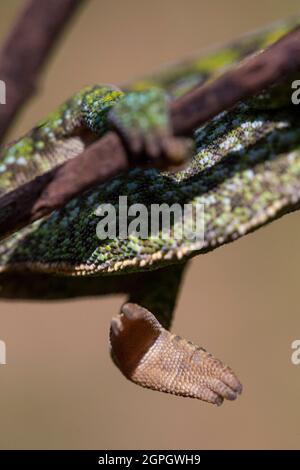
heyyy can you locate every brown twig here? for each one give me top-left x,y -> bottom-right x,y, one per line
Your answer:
0,133 -> 128,235
1,26 -> 300,240
0,0 -> 84,142
171,26 -> 300,135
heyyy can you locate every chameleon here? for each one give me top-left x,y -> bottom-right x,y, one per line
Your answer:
0,18 -> 300,406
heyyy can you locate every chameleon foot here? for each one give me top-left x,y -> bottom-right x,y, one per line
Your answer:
108,88 -> 193,166
110,303 -> 242,405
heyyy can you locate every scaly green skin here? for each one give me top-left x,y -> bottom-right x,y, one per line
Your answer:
1,18 -> 299,276
0,19 -> 300,405
1,99 -> 300,276
0,86 -> 124,194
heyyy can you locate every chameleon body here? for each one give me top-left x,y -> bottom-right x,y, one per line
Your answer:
1,19 -> 300,405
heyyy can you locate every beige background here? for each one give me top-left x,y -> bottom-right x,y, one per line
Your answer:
0,0 -> 300,450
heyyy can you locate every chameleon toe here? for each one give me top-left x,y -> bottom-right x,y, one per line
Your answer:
193,385 -> 224,406
219,367 -> 243,395
108,87 -> 192,167
205,378 -> 238,401
161,136 -> 194,165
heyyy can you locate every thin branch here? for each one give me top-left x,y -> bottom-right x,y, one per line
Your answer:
171,26 -> 300,135
0,133 -> 128,236
0,0 -> 84,142
1,26 -> 300,240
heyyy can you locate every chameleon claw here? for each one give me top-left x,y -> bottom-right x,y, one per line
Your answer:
110,303 -> 242,405
161,136 -> 195,165
108,88 -> 193,167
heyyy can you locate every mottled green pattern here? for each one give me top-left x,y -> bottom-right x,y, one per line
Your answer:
1,99 -> 300,275
81,86 -> 124,134
0,19 -> 300,280
1,18 -> 297,196
0,86 -> 123,195
110,87 -> 169,143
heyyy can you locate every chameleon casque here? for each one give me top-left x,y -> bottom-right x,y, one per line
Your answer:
1,19 -> 300,406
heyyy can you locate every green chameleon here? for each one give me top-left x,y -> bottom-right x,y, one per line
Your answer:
1,18 -> 300,406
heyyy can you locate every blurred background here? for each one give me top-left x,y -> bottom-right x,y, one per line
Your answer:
0,0 -> 300,450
